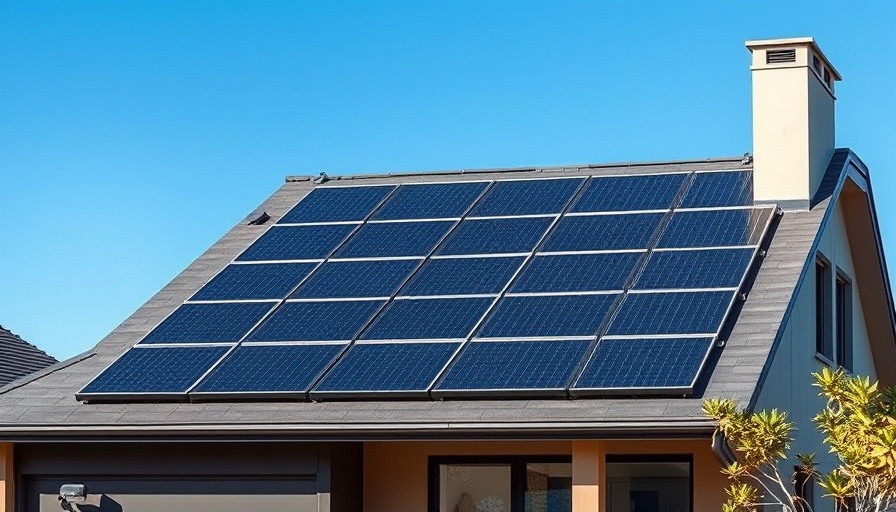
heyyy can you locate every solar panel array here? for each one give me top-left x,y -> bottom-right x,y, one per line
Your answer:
78,170 -> 776,402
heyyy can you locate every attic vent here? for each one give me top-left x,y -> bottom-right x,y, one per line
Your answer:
766,49 -> 796,63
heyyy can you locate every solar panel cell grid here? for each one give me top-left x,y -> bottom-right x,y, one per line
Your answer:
190,262 -> 318,301
575,337 -> 713,389
658,208 -> 773,248
680,171 -> 752,208
435,340 -> 590,391
477,294 -> 619,339
292,259 -> 419,298
402,257 -> 525,296
371,182 -> 489,220
278,185 -> 395,223
313,342 -> 459,393
140,302 -> 274,344
469,178 -> 584,217
79,346 -> 228,394
607,290 -> 734,335
541,214 -> 664,252
361,297 -> 494,340
248,300 -> 385,342
435,217 -> 554,255
192,344 -> 345,393
570,173 -> 688,212
335,221 -> 454,258
236,224 -> 356,261
512,253 -> 642,293
635,248 -> 754,290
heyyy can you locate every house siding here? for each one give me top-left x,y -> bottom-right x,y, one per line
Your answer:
754,199 -> 876,511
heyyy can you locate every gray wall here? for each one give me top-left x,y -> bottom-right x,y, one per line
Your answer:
18,441 -> 362,512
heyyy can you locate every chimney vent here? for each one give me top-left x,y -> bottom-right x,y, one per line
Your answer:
766,49 -> 796,63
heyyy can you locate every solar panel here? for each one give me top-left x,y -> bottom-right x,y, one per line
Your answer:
311,342 -> 459,397
278,185 -> 395,223
541,214 -> 664,252
361,297 -> 494,340
469,178 -> 584,216
190,262 -> 318,301
335,221 -> 454,258
435,217 -> 553,255
573,337 -> 714,392
635,248 -> 755,290
658,208 -> 773,248
292,259 -> 419,298
570,173 -> 687,212
402,257 -> 525,296
248,300 -> 385,342
78,346 -> 228,395
680,171 -> 752,208
371,182 -> 489,220
236,224 -> 356,261
140,302 -> 274,344
606,291 -> 734,335
191,343 -> 345,394
512,253 -> 642,293
477,294 -> 619,339
434,340 -> 589,394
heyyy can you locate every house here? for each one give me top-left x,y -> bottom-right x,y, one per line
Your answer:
0,36 -> 892,512
0,326 -> 56,388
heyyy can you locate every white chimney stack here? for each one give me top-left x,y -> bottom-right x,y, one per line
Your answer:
745,37 -> 842,209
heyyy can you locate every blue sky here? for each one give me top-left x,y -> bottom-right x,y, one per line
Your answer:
1,1 -> 894,360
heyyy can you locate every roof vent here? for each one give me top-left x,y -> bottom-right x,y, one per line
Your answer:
766,48 -> 796,64
313,172 -> 330,184
247,209 -> 270,225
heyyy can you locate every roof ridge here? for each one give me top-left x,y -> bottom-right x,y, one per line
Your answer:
285,155 -> 752,182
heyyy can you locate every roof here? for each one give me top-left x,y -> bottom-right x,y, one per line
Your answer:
0,326 -> 56,387
0,153 -> 862,440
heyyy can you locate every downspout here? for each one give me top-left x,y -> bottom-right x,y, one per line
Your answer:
711,429 -> 736,466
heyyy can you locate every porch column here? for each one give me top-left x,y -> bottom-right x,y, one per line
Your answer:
572,440 -> 605,512
0,443 -> 12,512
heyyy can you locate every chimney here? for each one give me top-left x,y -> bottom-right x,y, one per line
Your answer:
745,37 -> 841,209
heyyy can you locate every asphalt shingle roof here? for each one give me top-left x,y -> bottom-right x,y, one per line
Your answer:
0,326 -> 56,387
0,155 -> 845,439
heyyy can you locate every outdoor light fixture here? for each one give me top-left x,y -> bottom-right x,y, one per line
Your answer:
58,484 -> 87,505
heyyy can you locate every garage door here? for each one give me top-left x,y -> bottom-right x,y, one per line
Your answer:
27,476 -> 318,512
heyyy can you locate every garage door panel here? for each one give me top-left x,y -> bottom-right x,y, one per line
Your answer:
29,477 -> 318,512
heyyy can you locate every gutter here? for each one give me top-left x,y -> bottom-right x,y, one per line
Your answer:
0,419 -> 718,442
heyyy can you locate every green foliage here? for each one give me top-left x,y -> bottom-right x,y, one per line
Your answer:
705,368 -> 896,512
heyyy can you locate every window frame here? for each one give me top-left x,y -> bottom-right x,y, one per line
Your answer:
428,455 -> 572,512
815,254 -> 834,363
835,269 -> 853,371
605,454 -> 694,512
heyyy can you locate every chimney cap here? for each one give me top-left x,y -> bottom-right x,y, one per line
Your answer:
745,36 -> 842,81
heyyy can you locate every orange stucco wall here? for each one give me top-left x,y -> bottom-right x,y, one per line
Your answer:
0,443 -> 12,512
363,438 -> 726,512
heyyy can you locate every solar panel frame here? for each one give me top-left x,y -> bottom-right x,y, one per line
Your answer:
277,184 -> 397,224
657,207 -> 774,248
679,170 -> 753,209
189,342 -> 348,399
540,213 -> 666,252
570,337 -> 716,396
569,172 -> 689,212
475,293 -> 621,340
370,181 -> 491,220
189,262 -> 320,301
138,302 -> 277,345
247,299 -> 388,342
76,345 -> 230,401
235,224 -> 358,262
432,340 -> 591,398
467,177 -> 585,217
310,341 -> 462,399
334,220 -> 457,258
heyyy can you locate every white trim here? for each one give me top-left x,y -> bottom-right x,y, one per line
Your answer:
354,338 -> 465,345
534,249 -> 647,256
239,340 -> 349,347
367,218 -> 460,224
393,294 -> 498,301
564,209 -> 669,217
230,259 -> 325,265
285,297 -> 388,303
131,342 -> 238,349
598,334 -> 715,340
429,252 -> 531,259
185,299 -> 281,305
626,287 -> 738,294
325,256 -> 425,262
274,220 -> 361,227
651,245 -> 757,252
503,291 -> 622,298
472,336 -> 595,342
463,214 -> 557,221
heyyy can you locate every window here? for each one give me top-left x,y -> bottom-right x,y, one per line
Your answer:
836,272 -> 853,371
606,456 -> 692,512
816,257 -> 833,360
430,456 -> 571,512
